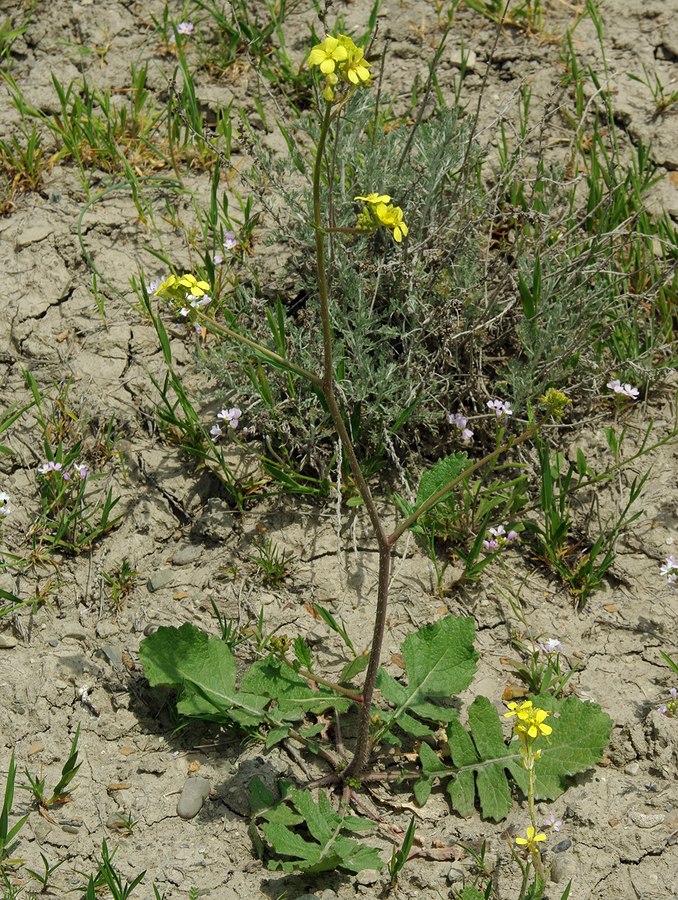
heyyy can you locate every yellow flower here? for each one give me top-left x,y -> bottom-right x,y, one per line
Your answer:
516,707 -> 552,740
504,700 -> 533,720
515,826 -> 547,851
355,193 -> 391,204
374,202 -> 408,242
340,40 -> 371,84
308,36 -> 348,75
177,274 -> 210,296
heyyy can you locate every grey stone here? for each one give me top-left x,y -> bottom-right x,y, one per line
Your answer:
176,776 -> 211,820
147,570 -> 173,592
0,633 -> 17,649
94,645 -> 124,668
553,838 -> 572,853
172,545 -> 203,566
447,864 -> 465,884
550,854 -> 577,884
295,895 -> 321,900
624,761 -> 640,775
144,623 -> 159,636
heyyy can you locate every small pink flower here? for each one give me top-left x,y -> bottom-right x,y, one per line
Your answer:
177,21 -> 194,35
544,814 -> 562,832
210,424 -> 222,441
217,407 -> 242,429
607,379 -> 639,400
487,398 -> 513,419
37,461 -> 62,475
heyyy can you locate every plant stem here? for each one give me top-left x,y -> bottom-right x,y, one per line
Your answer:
311,100 -> 392,778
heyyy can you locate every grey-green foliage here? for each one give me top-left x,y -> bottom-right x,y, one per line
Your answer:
206,92 -> 484,478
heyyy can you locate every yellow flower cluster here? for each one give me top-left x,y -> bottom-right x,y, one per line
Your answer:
307,34 -> 371,101
505,700 -> 553,740
355,193 -> 409,243
156,273 -> 210,300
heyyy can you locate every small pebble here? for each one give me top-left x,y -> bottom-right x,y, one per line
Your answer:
553,838 -> 572,853
95,645 -> 123,668
176,776 -> 211,820
624,761 -> 640,775
0,634 -> 17,649
172,545 -> 202,566
147,571 -> 173,592
447,864 -> 465,884
144,623 -> 159,636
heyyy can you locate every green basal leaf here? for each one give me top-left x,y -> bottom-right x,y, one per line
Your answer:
255,789 -> 383,875
377,616 -> 477,736
139,623 -> 267,728
241,656 -> 351,720
417,695 -> 612,822
508,696 -> 613,800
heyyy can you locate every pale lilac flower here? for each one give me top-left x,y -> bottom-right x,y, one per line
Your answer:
487,398 -> 513,419
210,424 -> 223,441
507,529 -> 519,542
539,638 -> 564,655
489,525 -> 506,538
72,462 -> 89,480
544,814 -> 562,832
194,323 -> 202,334
659,555 -> 678,577
669,573 -> 677,588
217,407 -> 241,429
147,277 -> 162,295
189,295 -> 211,309
607,379 -> 639,400
37,461 -> 62,475
178,307 -> 190,317
0,491 -> 11,517
177,21 -> 194,35
448,411 -> 474,443
224,231 -> 237,250
483,538 -> 499,552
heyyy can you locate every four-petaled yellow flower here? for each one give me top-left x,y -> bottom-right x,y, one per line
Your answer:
342,42 -> 371,83
516,707 -> 553,740
515,826 -> 547,852
157,273 -> 211,298
504,700 -> 552,739
374,202 -> 408,242
504,700 -> 533,720
307,36 -> 348,74
355,193 -> 391,204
